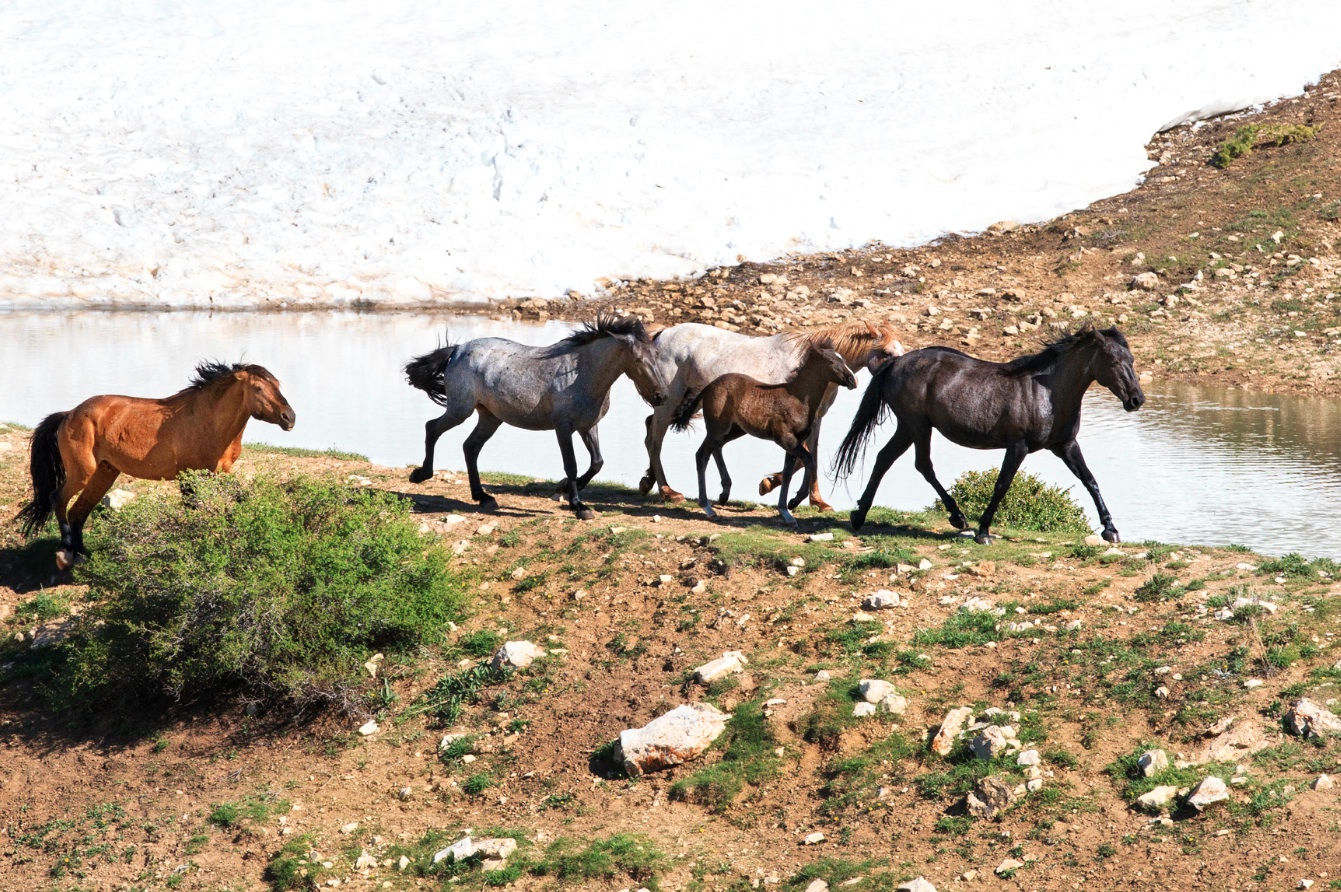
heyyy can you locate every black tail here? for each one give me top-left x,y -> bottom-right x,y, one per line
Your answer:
16,411 -> 68,537
404,342 -> 458,408
670,388 -> 706,432
831,364 -> 893,480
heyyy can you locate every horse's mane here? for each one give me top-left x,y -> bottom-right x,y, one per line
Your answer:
999,325 -> 1124,376
790,321 -> 901,362
549,315 -> 652,352
183,360 -> 274,392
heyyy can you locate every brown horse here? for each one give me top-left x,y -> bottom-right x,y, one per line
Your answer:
671,340 -> 858,526
16,361 -> 296,570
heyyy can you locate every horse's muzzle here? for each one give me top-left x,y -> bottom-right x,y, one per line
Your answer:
649,391 -> 668,407
281,410 -> 297,430
1123,393 -> 1145,412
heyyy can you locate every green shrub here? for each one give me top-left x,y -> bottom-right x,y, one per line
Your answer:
266,834 -> 330,890
535,833 -> 666,887
935,469 -> 1090,534
1211,123 -> 1320,168
51,472 -> 467,715
671,700 -> 780,811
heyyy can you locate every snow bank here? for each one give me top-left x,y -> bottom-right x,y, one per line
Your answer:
1,1 -> 1338,308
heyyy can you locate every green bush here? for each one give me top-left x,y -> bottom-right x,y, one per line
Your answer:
50,472 -> 467,714
1211,123 -> 1320,168
935,469 -> 1090,534
535,833 -> 666,887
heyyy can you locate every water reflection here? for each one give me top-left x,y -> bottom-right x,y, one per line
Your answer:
1,310 -> 1339,558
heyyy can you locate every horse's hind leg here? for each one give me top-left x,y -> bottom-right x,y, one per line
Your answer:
851,425 -> 913,532
1052,440 -> 1119,542
575,427 -> 604,491
694,438 -> 717,519
463,410 -> 504,509
912,427 -> 968,532
410,404 -> 472,484
51,449 -> 97,571
67,462 -> 120,558
974,442 -> 1029,545
787,438 -> 818,512
713,427 -> 744,506
556,427 -> 594,521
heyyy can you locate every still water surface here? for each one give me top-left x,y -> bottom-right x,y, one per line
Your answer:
2,310 -> 1340,558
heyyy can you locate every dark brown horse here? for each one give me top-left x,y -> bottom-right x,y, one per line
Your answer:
671,340 -> 857,526
17,362 -> 296,569
834,327 -> 1143,544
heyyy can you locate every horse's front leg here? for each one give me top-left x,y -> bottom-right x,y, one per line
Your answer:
556,426 -> 606,497
1052,439 -> 1119,542
974,442 -> 1029,545
851,425 -> 913,532
776,440 -> 805,528
462,410 -> 503,510
642,404 -> 685,502
555,428 -> 594,520
52,455 -> 97,571
787,437 -> 819,512
217,431 -> 245,473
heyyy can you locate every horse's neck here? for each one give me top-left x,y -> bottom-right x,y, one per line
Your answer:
574,340 -> 631,397
190,381 -> 252,443
1047,345 -> 1099,422
786,364 -> 836,411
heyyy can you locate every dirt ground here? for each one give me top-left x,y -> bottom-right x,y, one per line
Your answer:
6,72 -> 1341,892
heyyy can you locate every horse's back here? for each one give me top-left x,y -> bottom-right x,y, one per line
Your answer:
59,393 -> 186,476
658,324 -> 799,386
885,348 -> 1045,446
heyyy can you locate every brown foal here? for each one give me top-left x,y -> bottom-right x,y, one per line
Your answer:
671,341 -> 857,526
17,361 -> 296,570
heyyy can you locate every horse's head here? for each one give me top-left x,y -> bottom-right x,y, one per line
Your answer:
601,317 -> 669,407
807,339 -> 859,390
240,365 -> 297,430
830,321 -> 905,373
1091,328 -> 1144,412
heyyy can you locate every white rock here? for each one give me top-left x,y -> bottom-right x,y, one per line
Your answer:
397,786 -> 413,801
693,651 -> 749,684
1187,776 -> 1229,810
1313,773 -> 1334,791
354,850 -> 378,870
1138,749 -> 1169,777
917,558 -> 933,571
966,775 -> 1016,819
1137,785 -> 1179,811
897,878 -> 936,892
439,732 -> 471,753
1026,778 -> 1044,792
802,832 -> 825,845
397,856 -> 410,871
1016,749 -> 1040,767
1285,699 -> 1341,738
616,703 -> 729,776
853,702 -> 877,718
1131,271 -> 1160,291
995,857 -> 1025,875
101,488 -> 136,510
878,694 -> 908,715
474,838 -> 518,860
804,881 -> 829,892
357,720 -> 379,736
960,597 -> 995,613
858,679 -> 896,703
340,822 -> 360,834
808,533 -> 834,542
969,726 -> 1015,760
863,589 -> 901,610
932,706 -> 974,756
491,640 -> 547,671
432,837 -> 475,864
814,669 -> 831,683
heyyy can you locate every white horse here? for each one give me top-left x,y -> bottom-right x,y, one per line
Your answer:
638,321 -> 904,510
405,316 -> 669,520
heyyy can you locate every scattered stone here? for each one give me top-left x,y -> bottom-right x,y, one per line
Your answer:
474,839 -> 518,860
1136,785 -> 1180,811
357,720 -> 379,736
966,775 -> 1017,819
1299,881 -> 1315,890
802,832 -> 825,845
355,851 -> 378,870
397,856 -> 410,871
814,669 -> 831,683
1184,718 -> 1272,765
1313,774 -> 1334,791
491,640 -> 547,671
693,651 -> 749,684
858,679 -> 896,703
1083,534 -> 1105,546
897,878 -> 936,892
853,702 -> 877,718
917,558 -> 932,571
808,532 -> 834,542
959,597 -> 995,613
432,837 -> 476,864
1187,776 -> 1229,811
1016,749 -> 1041,767
101,488 -> 136,510
969,726 -> 1017,760
616,703 -> 729,776
1138,749 -> 1169,777
804,881 -> 829,892
1130,272 -> 1160,291
932,707 -> 974,756
340,822 -> 360,834
862,589 -> 901,610
1285,699 -> 1341,739
995,857 -> 1025,876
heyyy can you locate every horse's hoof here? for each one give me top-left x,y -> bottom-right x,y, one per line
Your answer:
810,499 -> 834,513
780,514 -> 799,529
974,532 -> 993,545
408,467 -> 433,484
950,514 -> 969,531
575,506 -> 596,521
55,549 -> 75,571
715,494 -> 731,507
1102,527 -> 1121,544
700,503 -> 717,520
638,475 -> 656,496
850,509 -> 866,532
758,476 -> 780,496
478,497 -> 499,512
660,487 -> 686,503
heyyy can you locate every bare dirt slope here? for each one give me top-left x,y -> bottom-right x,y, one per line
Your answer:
3,431 -> 1341,892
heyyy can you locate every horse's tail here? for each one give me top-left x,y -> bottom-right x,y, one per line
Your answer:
670,387 -> 706,433
404,343 -> 458,407
831,364 -> 893,480
16,411 -> 68,537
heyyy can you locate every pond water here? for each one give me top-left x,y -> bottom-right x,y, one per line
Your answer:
3,310 -> 1340,558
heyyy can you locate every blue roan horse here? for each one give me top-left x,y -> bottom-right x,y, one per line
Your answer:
834,326 -> 1144,544
405,316 -> 669,519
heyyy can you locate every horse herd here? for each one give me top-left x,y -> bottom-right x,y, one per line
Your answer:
16,315 -> 1144,570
